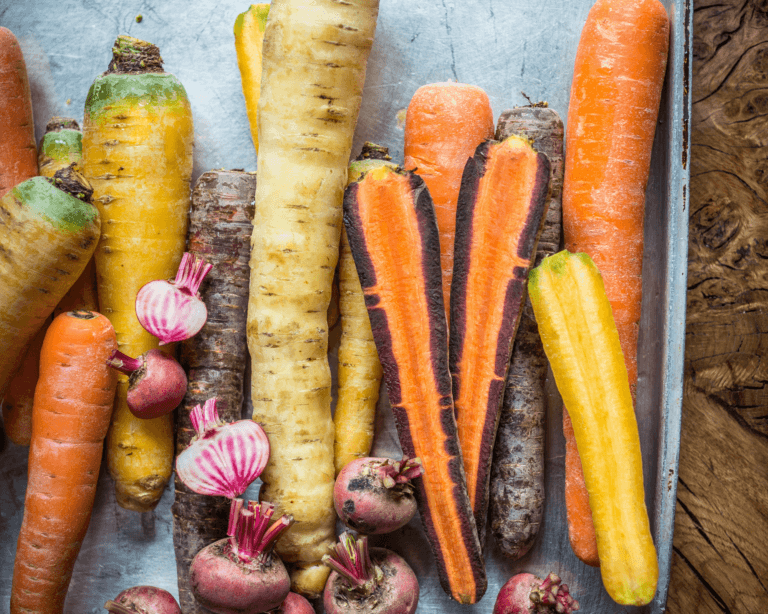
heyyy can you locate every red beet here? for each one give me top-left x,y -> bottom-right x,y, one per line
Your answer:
106,348 -> 187,419
190,498 -> 292,614
104,586 -> 181,614
271,592 -> 315,614
323,532 -> 419,614
494,573 -> 579,614
334,457 -> 422,534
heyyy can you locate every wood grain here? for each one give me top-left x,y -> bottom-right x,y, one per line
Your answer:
668,0 -> 768,611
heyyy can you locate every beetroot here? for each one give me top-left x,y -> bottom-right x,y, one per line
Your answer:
106,348 -> 187,419
493,573 -> 579,614
189,498 -> 292,614
104,586 -> 181,614
270,592 -> 315,614
334,456 -> 423,534
323,532 -> 419,614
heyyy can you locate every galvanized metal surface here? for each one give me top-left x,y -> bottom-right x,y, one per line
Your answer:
0,0 -> 691,612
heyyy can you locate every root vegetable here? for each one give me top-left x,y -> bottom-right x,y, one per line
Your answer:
105,586 -> 182,614
135,252 -> 212,345
2,318 -> 50,446
323,533 -> 419,614
493,573 -> 579,614
528,251 -> 658,605
343,164 -> 486,603
234,3 -> 270,153
10,311 -> 118,614
38,117 -> 83,178
0,171 -> 99,400
272,593 -> 314,614
173,170 -> 256,614
334,144 -> 393,474
0,26 -> 37,198
403,82 -> 494,321
489,105 -> 564,560
106,349 -> 187,420
82,35 -> 194,511
190,498 -> 293,614
449,134 -> 550,544
175,397 -> 270,498
334,456 -> 422,535
246,0 -> 380,597
561,0 -> 669,566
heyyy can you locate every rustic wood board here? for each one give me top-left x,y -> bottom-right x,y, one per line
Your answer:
667,0 -> 768,612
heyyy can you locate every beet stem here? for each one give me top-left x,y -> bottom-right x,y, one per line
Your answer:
174,252 -> 213,295
190,397 -> 220,437
104,601 -> 136,614
105,350 -> 142,375
322,532 -> 381,595
228,498 -> 244,537
257,515 -> 293,560
228,497 -> 293,562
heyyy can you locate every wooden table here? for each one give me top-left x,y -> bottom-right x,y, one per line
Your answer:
667,0 -> 768,611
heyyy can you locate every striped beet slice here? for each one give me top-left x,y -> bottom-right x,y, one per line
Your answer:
449,134 -> 550,545
343,164 -> 486,605
175,398 -> 270,498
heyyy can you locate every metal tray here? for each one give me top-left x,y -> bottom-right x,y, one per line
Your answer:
0,0 -> 691,612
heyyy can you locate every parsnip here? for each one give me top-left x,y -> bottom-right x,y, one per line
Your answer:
247,0 -> 380,597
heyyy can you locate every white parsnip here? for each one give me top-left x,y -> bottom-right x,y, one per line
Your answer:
247,0 -> 380,598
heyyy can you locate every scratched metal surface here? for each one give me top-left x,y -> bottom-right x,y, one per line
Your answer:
0,0 -> 691,612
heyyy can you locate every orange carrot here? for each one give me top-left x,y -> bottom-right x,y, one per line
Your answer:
563,408 -> 599,566
11,311 -> 118,614
0,27 -> 37,197
403,82 -> 494,320
562,0 -> 669,565
1,318 -> 51,446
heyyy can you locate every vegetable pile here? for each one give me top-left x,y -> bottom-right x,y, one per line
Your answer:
1,0 -> 674,610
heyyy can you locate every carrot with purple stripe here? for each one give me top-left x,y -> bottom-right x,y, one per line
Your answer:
449,134 -> 550,545
343,164 -> 485,604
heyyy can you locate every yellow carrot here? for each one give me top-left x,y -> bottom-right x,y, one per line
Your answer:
82,35 -> 193,512
234,3 -> 270,154
528,250 -> 657,605
333,146 -> 391,474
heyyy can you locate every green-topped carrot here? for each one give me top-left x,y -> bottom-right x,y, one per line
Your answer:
0,169 -> 99,400
82,35 -> 194,512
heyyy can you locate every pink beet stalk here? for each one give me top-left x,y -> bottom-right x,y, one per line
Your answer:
322,533 -> 380,595
176,398 -> 270,498
136,252 -> 213,345
377,456 -> 424,488
323,532 -> 419,614
227,499 -> 292,563
106,349 -> 187,419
